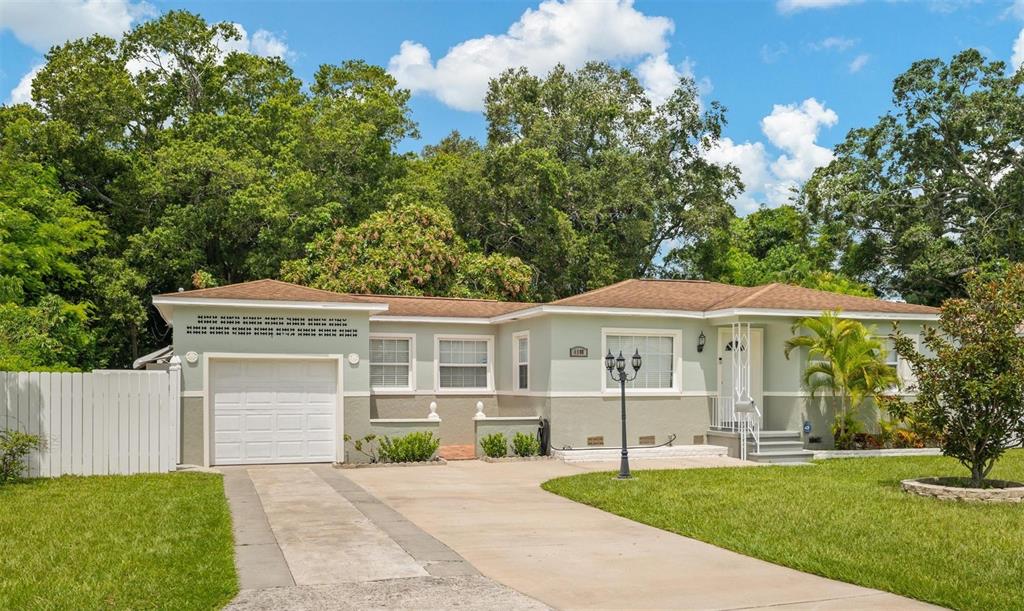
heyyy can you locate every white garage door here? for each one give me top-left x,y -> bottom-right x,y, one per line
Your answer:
212,359 -> 337,465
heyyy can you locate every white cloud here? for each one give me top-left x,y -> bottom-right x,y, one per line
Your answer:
808,36 -> 857,52
250,29 -> 289,58
637,53 -> 681,106
848,53 -> 870,73
707,98 -> 838,212
387,0 -> 677,111
0,0 -> 155,52
219,24 -> 290,59
636,53 -> 709,107
777,0 -> 860,13
8,63 -> 43,105
760,42 -> 789,64
705,138 -> 771,214
763,98 -> 838,183
1013,29 -> 1024,71
1010,0 -> 1024,20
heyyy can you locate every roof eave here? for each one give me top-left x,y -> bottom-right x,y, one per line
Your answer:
369,315 -> 494,325
151,296 -> 390,326
703,307 -> 939,321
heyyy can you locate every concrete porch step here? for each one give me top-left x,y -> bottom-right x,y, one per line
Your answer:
756,430 -> 805,439
750,439 -> 805,452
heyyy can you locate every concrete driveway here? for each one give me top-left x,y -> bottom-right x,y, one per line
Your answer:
220,464 -> 548,610
342,457 -> 936,610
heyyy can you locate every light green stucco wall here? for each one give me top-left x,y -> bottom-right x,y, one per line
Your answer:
545,314 -> 717,393
368,321 -> 503,393
547,396 -> 711,449
172,305 -> 371,393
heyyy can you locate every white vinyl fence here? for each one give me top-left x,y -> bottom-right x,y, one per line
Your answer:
0,359 -> 181,478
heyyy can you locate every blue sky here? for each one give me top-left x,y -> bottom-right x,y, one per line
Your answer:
2,0 -> 1023,212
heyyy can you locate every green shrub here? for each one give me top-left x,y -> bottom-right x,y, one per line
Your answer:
379,431 -> 440,463
343,433 -> 380,463
832,412 -> 864,450
480,432 -> 507,458
512,432 -> 541,457
0,430 -> 41,484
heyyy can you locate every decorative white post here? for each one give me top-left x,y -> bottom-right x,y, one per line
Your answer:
473,400 -> 486,420
168,355 -> 182,467
427,401 -> 440,421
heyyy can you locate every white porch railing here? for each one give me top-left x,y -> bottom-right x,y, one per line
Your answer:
711,396 -> 761,460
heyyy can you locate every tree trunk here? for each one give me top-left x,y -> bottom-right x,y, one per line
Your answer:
970,462 -> 985,488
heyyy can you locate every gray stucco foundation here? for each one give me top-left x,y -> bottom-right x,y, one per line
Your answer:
181,397 -> 204,466
547,396 -> 711,450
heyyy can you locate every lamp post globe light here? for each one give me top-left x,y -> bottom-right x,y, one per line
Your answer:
605,348 -> 642,479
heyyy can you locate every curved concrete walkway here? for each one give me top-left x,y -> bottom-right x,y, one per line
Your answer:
343,457 -> 938,610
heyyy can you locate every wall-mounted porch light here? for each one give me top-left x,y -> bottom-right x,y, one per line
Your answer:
697,331 -> 706,353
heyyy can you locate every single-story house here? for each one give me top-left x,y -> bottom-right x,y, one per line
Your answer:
151,278 -> 938,466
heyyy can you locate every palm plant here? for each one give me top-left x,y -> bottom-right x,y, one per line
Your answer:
784,311 -> 899,449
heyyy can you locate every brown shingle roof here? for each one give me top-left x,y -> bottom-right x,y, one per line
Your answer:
157,278 -> 937,319
551,279 -> 748,311
553,279 -> 937,315
157,279 -> 381,304
365,294 -> 535,318
157,279 -> 535,318
712,282 -> 938,314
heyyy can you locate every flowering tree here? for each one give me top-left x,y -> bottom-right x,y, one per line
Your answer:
887,265 -> 1024,487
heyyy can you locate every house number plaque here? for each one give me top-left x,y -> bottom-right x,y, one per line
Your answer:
569,346 -> 588,358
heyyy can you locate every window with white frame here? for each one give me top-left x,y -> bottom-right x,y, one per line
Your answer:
369,336 -> 413,390
437,337 -> 492,390
513,332 -> 529,391
884,335 -> 918,391
603,332 -> 678,391
883,337 -> 899,372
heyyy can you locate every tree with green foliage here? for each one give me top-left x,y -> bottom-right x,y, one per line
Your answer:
886,265 -> 1024,487
801,49 -> 1024,305
0,296 -> 92,371
667,205 -> 872,296
283,203 -> 532,300
0,11 -> 422,367
419,63 -> 739,299
784,311 -> 898,449
0,151 -> 103,302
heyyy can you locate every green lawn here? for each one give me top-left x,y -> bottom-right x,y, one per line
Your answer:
0,472 -> 237,610
543,450 -> 1024,611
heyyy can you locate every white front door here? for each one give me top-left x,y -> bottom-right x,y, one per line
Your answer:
212,359 -> 337,465
717,327 -> 764,412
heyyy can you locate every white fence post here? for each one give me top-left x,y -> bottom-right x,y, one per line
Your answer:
168,356 -> 181,468
1,368 -> 179,478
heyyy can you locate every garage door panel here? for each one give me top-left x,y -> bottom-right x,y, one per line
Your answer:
216,443 -> 243,461
245,414 -> 274,432
307,441 -> 334,457
244,442 -> 274,460
276,414 -> 304,432
307,414 -> 333,431
213,359 -> 338,465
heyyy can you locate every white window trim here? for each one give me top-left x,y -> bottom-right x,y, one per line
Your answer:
434,334 -> 495,394
600,328 -> 683,396
369,333 -> 416,393
512,331 -> 530,393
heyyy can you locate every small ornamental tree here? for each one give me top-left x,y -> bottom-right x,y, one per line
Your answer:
784,311 -> 898,449
887,265 -> 1024,487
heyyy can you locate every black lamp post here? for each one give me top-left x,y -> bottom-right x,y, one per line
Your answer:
605,348 -> 642,479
